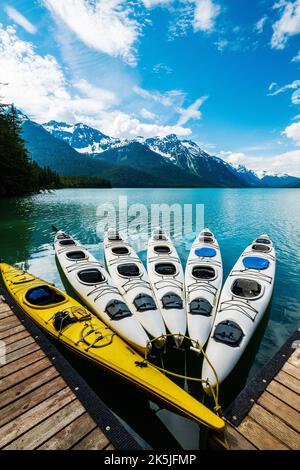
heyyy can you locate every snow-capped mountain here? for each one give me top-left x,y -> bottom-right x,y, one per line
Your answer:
38,119 -> 300,188
43,121 -> 124,154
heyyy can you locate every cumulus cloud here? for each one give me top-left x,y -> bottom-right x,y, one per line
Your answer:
140,108 -> 157,120
0,25 -> 193,139
193,0 -> 220,32
5,5 -> 37,34
220,149 -> 300,176
283,121 -> 300,144
271,0 -> 300,49
42,0 -> 141,65
177,96 -> 207,125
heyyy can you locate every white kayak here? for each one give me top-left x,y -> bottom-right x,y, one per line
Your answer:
104,229 -> 166,348
185,228 -> 223,350
202,233 -> 276,391
54,229 -> 151,355
147,227 -> 186,347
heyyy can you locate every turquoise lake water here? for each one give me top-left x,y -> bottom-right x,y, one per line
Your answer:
0,188 -> 299,449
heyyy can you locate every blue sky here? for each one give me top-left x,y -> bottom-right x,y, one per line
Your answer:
0,0 -> 300,175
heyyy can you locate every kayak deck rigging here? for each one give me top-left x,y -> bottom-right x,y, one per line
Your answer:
218,299 -> 259,322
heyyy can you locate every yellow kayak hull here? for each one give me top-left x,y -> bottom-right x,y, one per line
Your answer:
0,263 -> 224,431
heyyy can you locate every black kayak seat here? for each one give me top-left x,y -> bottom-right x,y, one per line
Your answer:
66,250 -> 87,260
255,238 -> 271,245
77,269 -> 105,284
252,244 -> 271,252
232,278 -> 262,298
111,246 -> 129,255
153,245 -> 171,254
155,263 -> 176,276
118,263 -> 140,277
105,299 -> 132,320
133,293 -> 156,312
59,239 -> 76,246
162,292 -> 183,310
190,297 -> 212,316
26,285 -> 65,306
192,265 -> 215,279
213,320 -> 244,347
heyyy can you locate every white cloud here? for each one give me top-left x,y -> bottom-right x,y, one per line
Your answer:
133,86 -> 185,107
292,50 -> 300,61
214,38 -> 229,52
0,25 -> 194,139
271,0 -> 300,49
152,63 -> 173,74
269,82 -> 278,91
177,96 -> 207,125
5,5 -> 37,34
140,108 -> 156,120
42,0 -> 141,65
220,149 -> 300,176
268,80 -> 300,104
283,121 -> 300,144
142,0 -> 172,7
255,15 -> 268,34
98,111 -> 192,138
193,0 -> 220,32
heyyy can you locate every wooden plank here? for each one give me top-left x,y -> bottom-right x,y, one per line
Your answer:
237,416 -> 288,450
0,387 -> 75,448
4,399 -> 86,450
4,342 -> 40,365
0,310 -> 15,319
105,444 -> 115,450
0,365 -> 59,407
275,370 -> 300,395
283,362 -> 300,381
0,317 -> 21,333
0,376 -> 66,428
0,357 -> 52,391
0,324 -> 26,340
2,330 -> 30,345
72,428 -> 109,450
258,391 -> 300,434
0,349 -> 45,378
0,304 -> 12,314
249,403 -> 300,450
267,380 -> 300,412
225,425 -> 257,450
289,349 -> 300,368
5,336 -> 35,354
38,412 -> 97,450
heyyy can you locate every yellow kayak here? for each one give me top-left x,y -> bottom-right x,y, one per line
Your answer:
0,263 -> 224,431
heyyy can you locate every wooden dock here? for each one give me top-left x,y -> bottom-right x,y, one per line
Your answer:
209,329 -> 300,450
0,293 -> 141,450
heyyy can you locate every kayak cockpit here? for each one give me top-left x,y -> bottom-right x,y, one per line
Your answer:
77,268 -> 105,284
192,265 -> 216,280
117,263 -> 140,277
231,278 -> 262,299
213,320 -> 244,347
111,246 -> 129,255
25,285 -> 66,307
155,263 -> 176,276
66,250 -> 87,261
153,245 -> 171,254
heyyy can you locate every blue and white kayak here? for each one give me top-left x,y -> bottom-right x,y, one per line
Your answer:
202,233 -> 276,391
185,228 -> 223,350
147,227 -> 186,347
104,229 -> 166,348
54,230 -> 151,355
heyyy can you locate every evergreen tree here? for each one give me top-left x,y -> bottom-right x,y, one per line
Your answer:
0,104 -> 59,196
